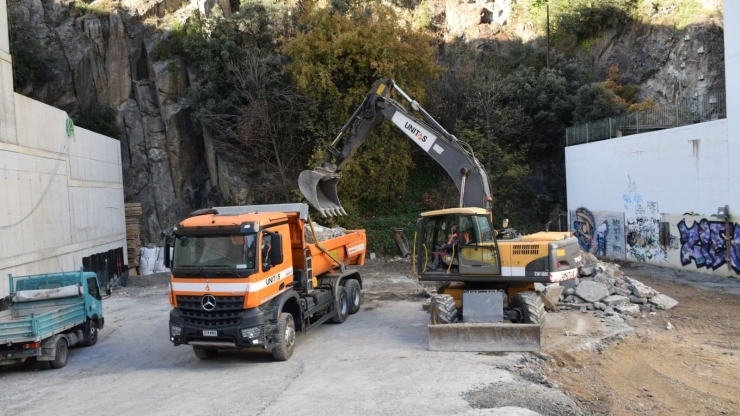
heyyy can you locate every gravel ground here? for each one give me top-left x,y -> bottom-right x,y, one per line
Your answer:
0,260 -> 585,416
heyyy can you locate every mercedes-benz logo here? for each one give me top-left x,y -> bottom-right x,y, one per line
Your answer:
201,294 -> 216,311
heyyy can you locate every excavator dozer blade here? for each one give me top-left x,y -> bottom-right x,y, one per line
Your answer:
428,323 -> 541,352
298,170 -> 347,217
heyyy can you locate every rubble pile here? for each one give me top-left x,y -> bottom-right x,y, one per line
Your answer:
558,252 -> 679,321
304,222 -> 346,244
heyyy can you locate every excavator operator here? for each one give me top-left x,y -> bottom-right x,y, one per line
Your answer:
444,225 -> 470,250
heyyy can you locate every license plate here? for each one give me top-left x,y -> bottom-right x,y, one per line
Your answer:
203,330 -> 217,337
574,255 -> 582,263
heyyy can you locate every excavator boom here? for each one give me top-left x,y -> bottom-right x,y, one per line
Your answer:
299,79 -> 492,217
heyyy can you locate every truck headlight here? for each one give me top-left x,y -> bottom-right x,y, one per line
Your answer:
240,326 -> 261,339
170,324 -> 182,337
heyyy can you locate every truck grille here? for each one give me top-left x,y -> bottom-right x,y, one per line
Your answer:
176,295 -> 245,328
513,244 -> 540,256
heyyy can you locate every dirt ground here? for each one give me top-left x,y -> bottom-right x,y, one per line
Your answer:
541,262 -> 740,416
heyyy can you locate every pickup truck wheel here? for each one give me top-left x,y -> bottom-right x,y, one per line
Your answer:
49,338 -> 69,369
330,287 -> 349,324
345,279 -> 361,314
272,313 -> 296,361
510,292 -> 547,325
82,321 -> 98,347
193,347 -> 219,360
430,295 -> 458,324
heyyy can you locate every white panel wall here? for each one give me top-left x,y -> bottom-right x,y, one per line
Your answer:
726,0 -> 740,212
566,2 -> 739,277
566,120 -> 730,216
0,94 -> 126,297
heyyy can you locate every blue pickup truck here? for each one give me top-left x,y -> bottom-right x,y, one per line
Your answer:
0,268 -> 108,369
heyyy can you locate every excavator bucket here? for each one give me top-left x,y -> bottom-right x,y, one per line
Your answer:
428,323 -> 541,352
298,170 -> 347,217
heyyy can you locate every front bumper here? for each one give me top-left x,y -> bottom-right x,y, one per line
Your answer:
169,307 -> 278,349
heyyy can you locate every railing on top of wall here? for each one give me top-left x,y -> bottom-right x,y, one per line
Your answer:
565,92 -> 727,146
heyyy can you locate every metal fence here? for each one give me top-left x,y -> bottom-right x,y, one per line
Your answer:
565,92 -> 727,146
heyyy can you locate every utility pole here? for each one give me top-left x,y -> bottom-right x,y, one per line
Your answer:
546,3 -> 551,70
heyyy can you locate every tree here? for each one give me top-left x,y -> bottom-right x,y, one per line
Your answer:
197,51 -> 310,200
280,1 -> 442,214
8,8 -> 58,91
573,83 -> 627,124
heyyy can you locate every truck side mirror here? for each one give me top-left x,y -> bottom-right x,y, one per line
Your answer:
164,238 -> 172,269
270,233 -> 284,266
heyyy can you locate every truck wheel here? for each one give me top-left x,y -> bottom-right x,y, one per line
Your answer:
430,295 -> 458,325
193,347 -> 219,360
272,313 -> 296,361
330,287 -> 349,324
49,338 -> 69,369
345,279 -> 361,314
511,292 -> 547,325
82,321 -> 98,347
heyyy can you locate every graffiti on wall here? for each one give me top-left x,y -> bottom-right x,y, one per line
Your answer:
570,207 -> 626,259
678,219 -> 740,274
622,176 -> 666,262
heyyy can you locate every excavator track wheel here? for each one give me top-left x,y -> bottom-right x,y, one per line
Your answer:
430,294 -> 458,325
510,292 -> 547,325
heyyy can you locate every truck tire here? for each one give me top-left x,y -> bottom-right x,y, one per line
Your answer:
49,338 -> 69,369
193,347 -> 219,360
329,287 -> 349,324
345,279 -> 361,314
82,321 -> 98,347
272,313 -> 296,361
430,295 -> 458,324
511,292 -> 547,325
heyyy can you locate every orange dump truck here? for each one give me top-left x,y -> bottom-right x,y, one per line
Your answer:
164,203 -> 366,361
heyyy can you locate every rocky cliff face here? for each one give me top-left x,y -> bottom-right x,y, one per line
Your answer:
15,0 -> 725,245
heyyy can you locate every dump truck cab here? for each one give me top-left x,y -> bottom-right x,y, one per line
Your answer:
166,203 -> 366,361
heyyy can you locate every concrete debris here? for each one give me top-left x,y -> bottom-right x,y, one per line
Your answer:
575,281 -> 609,303
666,322 -> 675,330
650,294 -> 680,310
305,222 -> 346,244
616,304 -> 640,316
558,251 -> 680,318
602,295 -> 630,307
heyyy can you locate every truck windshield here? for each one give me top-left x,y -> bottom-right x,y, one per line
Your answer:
173,234 -> 257,269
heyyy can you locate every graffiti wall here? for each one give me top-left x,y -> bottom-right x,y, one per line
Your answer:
677,218 -> 740,274
570,208 -> 626,260
622,177 -> 666,262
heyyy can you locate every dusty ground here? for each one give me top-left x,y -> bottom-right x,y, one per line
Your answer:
542,262 -> 740,416
2,258 -> 737,415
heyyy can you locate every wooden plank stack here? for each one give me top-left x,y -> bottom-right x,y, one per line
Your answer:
125,203 -> 142,275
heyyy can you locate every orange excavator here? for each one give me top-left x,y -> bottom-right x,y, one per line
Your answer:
164,204 -> 365,361
299,79 -> 582,351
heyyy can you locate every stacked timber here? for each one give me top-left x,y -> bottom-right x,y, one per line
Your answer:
125,203 -> 142,274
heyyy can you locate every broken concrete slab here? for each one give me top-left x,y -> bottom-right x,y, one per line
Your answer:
602,295 -> 630,307
649,294 -> 679,310
616,304 -> 640,316
575,281 -> 609,303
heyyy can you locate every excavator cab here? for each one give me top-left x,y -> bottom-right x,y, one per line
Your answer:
415,209 -> 501,278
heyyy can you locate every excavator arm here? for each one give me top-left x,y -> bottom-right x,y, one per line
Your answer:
299,79 -> 493,217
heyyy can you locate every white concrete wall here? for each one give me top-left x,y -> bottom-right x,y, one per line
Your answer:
566,1 -> 739,277
726,0 -> 740,213
0,94 -> 126,297
0,0 -> 16,145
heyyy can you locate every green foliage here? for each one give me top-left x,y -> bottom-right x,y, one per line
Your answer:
573,83 -> 627,124
281,1 -> 442,222
8,8 -> 59,90
167,61 -> 180,87
416,0 -> 432,29
151,21 -> 187,62
73,104 -> 122,139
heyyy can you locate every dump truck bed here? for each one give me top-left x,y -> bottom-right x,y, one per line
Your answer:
306,229 -> 366,276
0,297 -> 86,345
